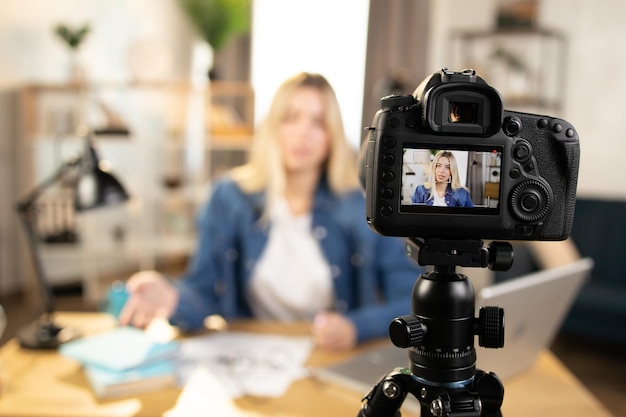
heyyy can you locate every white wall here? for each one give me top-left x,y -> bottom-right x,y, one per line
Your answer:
427,0 -> 626,200
0,0 -> 195,86
0,0 -> 370,148
539,0 -> 626,199
3,0 -> 625,199
251,0 -> 370,148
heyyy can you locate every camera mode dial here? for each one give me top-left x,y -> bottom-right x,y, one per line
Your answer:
381,94 -> 416,111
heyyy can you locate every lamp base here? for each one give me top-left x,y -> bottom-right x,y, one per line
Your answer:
18,315 -> 81,349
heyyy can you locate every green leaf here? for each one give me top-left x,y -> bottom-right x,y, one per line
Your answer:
178,0 -> 251,50
54,23 -> 91,50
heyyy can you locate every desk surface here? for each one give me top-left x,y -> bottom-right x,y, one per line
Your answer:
0,312 -> 614,417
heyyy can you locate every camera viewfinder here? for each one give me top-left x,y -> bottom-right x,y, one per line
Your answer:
450,102 -> 477,123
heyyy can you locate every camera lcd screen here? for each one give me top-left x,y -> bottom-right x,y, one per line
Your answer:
400,146 -> 502,215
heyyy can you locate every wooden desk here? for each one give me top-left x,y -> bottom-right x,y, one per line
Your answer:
0,313 -> 614,417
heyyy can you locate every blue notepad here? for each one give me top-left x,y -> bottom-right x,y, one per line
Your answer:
60,326 -> 179,371
84,360 -> 177,398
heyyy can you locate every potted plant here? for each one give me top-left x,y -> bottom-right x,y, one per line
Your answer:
177,0 -> 251,77
53,23 -> 91,82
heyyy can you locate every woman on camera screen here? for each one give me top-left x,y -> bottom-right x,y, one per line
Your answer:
411,150 -> 474,208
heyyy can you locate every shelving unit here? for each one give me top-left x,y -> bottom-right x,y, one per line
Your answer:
448,27 -> 567,114
11,80 -> 254,303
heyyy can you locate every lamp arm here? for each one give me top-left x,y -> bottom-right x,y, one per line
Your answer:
16,156 -> 82,213
16,208 -> 56,315
15,156 -> 82,316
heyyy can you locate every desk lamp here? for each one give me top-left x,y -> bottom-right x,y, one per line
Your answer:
15,125 -> 129,349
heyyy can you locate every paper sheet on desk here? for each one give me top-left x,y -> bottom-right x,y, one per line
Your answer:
175,331 -> 314,398
165,366 -> 263,417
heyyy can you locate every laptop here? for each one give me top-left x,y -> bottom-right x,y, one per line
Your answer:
316,258 -> 593,403
475,257 -> 593,379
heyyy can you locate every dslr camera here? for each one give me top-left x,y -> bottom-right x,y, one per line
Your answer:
362,68 -> 580,240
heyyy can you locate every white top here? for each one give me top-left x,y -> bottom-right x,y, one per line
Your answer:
247,199 -> 334,320
433,191 -> 447,206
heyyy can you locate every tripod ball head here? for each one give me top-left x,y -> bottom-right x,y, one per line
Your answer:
389,306 -> 504,350
359,239 -> 507,417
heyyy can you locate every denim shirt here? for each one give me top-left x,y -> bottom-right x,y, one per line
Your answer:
170,176 -> 422,343
411,184 -> 474,208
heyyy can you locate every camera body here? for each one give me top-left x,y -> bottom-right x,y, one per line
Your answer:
363,68 -> 580,240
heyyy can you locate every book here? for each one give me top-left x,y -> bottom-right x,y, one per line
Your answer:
60,326 -> 179,371
60,326 -> 179,398
84,359 -> 176,399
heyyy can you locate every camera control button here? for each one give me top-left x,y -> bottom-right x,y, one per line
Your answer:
510,180 -> 551,222
510,168 -> 521,179
512,142 -> 532,162
383,154 -> 395,165
515,225 -> 536,236
381,188 -> 394,199
566,128 -> 575,138
514,146 -> 530,160
380,205 -> 393,216
383,136 -> 396,148
524,161 -> 536,173
537,118 -> 549,129
388,117 -> 401,128
381,94 -> 415,109
553,123 -> 563,133
381,171 -> 395,182
520,193 -> 540,211
503,116 -> 521,136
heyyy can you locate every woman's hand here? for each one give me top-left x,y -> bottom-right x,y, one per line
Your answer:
311,312 -> 357,351
118,270 -> 179,329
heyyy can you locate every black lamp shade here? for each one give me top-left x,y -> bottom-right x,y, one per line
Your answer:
74,166 -> 130,211
74,142 -> 130,211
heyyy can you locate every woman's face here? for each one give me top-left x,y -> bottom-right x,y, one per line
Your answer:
434,156 -> 451,183
278,87 -> 330,175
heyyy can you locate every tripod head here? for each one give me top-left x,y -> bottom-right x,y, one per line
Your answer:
358,238 -> 512,417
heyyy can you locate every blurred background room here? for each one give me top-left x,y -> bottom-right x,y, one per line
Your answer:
0,0 -> 624,415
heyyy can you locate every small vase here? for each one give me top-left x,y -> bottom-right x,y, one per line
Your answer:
68,49 -> 86,83
190,40 -> 213,86
184,40 -> 213,192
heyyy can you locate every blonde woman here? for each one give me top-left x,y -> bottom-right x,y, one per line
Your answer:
411,150 -> 474,207
119,73 -> 420,351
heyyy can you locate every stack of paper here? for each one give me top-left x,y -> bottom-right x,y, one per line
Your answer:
60,326 -> 179,398
175,331 -> 314,398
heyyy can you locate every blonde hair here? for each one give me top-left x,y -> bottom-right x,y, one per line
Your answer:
231,72 -> 360,210
424,150 -> 467,201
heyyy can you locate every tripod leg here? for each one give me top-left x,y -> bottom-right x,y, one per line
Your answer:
473,370 -> 505,417
358,372 -> 412,417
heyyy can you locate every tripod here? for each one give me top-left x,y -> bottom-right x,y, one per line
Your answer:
358,238 -> 512,417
